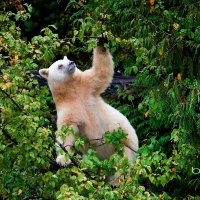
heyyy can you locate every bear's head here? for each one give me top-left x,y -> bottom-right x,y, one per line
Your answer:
39,56 -> 77,83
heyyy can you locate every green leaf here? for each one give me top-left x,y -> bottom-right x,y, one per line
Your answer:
132,66 -> 138,74
85,181 -> 93,190
35,49 -> 43,54
48,25 -> 57,30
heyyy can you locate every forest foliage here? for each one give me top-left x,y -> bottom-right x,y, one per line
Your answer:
0,0 -> 200,199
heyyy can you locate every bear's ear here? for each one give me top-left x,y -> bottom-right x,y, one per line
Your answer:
39,69 -> 49,79
63,56 -> 68,60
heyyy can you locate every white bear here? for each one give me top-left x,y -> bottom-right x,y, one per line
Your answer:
39,36 -> 138,186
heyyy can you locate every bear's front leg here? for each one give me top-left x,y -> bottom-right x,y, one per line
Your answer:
83,33 -> 114,95
56,133 -> 75,166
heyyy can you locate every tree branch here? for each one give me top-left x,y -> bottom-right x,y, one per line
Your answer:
55,140 -> 79,167
0,88 -> 29,116
2,128 -> 18,145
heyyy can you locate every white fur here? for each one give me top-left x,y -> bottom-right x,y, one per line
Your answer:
39,47 -> 139,187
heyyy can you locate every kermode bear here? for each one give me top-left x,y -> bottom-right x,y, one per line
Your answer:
39,35 -> 138,186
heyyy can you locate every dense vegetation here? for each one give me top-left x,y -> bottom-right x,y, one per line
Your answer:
0,0 -> 200,199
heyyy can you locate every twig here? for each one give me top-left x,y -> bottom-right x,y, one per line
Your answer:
23,196 -> 44,200
125,144 -> 137,154
87,137 -> 138,153
55,36 -> 98,41
88,137 -> 104,143
89,143 -> 106,148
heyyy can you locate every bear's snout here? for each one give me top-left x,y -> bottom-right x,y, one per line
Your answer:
67,61 -> 76,73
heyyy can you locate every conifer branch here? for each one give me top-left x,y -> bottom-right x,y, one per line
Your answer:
132,11 -> 193,46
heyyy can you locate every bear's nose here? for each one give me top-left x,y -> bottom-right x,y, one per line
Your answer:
67,61 -> 76,73
69,61 -> 74,65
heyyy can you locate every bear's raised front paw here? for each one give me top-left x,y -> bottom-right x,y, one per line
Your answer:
96,33 -> 108,50
56,155 -> 71,166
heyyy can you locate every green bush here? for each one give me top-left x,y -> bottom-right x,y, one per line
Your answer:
0,9 -> 158,200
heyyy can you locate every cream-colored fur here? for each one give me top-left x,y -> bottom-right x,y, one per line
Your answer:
39,45 -> 138,187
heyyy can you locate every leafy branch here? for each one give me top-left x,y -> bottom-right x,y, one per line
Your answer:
0,88 -> 29,116
2,128 -> 18,145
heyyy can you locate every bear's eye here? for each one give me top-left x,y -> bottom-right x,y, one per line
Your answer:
58,64 -> 63,69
